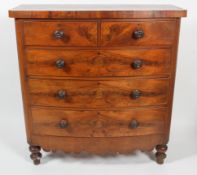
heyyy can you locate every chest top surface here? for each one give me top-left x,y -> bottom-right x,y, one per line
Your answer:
9,4 -> 187,19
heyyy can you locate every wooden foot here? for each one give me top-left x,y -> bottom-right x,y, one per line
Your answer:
29,145 -> 42,165
155,144 -> 167,164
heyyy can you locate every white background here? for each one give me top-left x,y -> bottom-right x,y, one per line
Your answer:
0,1 -> 196,175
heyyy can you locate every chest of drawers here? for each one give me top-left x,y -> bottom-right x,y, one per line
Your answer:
9,4 -> 186,165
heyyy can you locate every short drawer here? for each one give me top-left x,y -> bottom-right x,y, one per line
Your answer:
31,107 -> 166,137
26,48 -> 171,77
29,78 -> 169,108
101,20 -> 176,46
23,21 -> 97,46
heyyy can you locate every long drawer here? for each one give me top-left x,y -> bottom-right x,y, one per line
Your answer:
29,78 -> 169,108
26,48 -> 171,77
23,21 -> 98,46
31,107 -> 166,137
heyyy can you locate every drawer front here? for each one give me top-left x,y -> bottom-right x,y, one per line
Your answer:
101,20 -> 176,46
29,78 -> 169,108
24,21 -> 97,46
31,108 -> 166,137
26,48 -> 171,77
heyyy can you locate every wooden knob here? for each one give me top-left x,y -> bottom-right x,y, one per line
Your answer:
131,59 -> 143,69
130,90 -> 141,99
54,30 -> 64,39
129,119 -> 139,129
55,59 -> 65,68
132,29 -> 144,39
57,90 -> 67,99
59,120 -> 68,129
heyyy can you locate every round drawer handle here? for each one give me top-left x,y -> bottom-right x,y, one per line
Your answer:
55,59 -> 65,68
57,90 -> 67,99
129,119 -> 139,129
54,30 -> 64,39
59,120 -> 68,129
130,89 -> 141,99
132,29 -> 144,39
131,59 -> 143,69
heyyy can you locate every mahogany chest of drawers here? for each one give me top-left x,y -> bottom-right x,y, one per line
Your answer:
9,4 -> 187,165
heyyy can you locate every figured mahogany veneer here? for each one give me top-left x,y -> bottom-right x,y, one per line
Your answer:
26,48 -> 171,77
29,78 -> 169,108
24,21 -> 97,46
31,107 -> 166,137
9,4 -> 186,165
101,20 -> 176,46
9,4 -> 187,19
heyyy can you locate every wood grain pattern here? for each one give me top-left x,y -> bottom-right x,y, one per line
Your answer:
101,20 -> 176,46
26,48 -> 171,77
31,107 -> 166,137
31,134 -> 164,154
15,20 -> 33,143
9,5 -> 186,164
29,78 -> 169,108
24,21 -> 97,46
163,19 -> 181,143
9,4 -> 187,19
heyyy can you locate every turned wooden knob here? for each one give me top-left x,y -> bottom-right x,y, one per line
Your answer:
132,29 -> 144,39
131,59 -> 143,69
57,90 -> 67,99
129,119 -> 139,129
54,30 -> 64,39
55,59 -> 65,68
59,120 -> 68,129
130,90 -> 141,99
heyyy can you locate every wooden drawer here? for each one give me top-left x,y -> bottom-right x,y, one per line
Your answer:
101,20 -> 176,46
31,107 -> 165,137
26,48 -> 171,77
23,21 -> 97,46
29,78 -> 169,108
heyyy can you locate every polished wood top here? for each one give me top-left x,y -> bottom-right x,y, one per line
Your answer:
9,4 -> 187,19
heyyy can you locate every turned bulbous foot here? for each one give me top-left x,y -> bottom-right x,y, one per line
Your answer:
155,144 -> 168,164
29,145 -> 42,165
